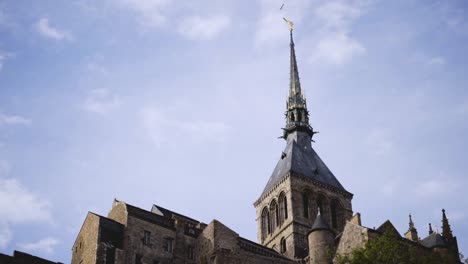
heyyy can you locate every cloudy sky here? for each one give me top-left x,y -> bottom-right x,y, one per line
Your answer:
0,0 -> 467,262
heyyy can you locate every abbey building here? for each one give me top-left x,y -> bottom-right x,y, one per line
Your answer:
68,29 -> 462,264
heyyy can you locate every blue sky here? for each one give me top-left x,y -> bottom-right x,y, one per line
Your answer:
0,0 -> 467,262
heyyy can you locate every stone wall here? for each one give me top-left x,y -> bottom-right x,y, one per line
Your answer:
72,213 -> 100,264
334,219 -> 369,258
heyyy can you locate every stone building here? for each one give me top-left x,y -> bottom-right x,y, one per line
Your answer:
0,250 -> 63,264
71,28 -> 462,264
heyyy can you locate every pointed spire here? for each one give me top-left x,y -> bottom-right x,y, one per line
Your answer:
282,23 -> 314,139
289,29 -> 302,98
408,214 -> 416,231
429,223 -> 433,235
441,209 -> 454,240
404,214 -> 418,241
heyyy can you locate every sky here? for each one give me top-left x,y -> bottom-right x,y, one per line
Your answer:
0,0 -> 467,262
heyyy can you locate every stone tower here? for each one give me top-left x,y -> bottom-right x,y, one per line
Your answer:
253,27 -> 353,259
308,211 -> 334,264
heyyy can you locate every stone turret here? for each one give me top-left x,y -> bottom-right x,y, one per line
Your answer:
308,210 -> 334,264
404,214 -> 418,241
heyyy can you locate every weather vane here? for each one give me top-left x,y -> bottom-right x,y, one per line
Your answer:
283,17 -> 294,31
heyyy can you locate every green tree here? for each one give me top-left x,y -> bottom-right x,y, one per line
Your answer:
336,230 -> 456,264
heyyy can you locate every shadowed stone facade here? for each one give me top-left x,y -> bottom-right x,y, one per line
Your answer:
0,251 -> 63,264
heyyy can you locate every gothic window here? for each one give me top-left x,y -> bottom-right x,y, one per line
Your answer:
331,201 -> 337,228
290,112 -> 295,122
187,246 -> 194,260
317,196 -> 323,215
280,237 -> 287,253
143,230 -> 151,246
330,199 -> 344,230
278,192 -> 288,225
302,192 -> 309,218
261,207 -> 269,240
297,111 -> 302,122
317,194 -> 331,226
270,200 -> 278,231
163,238 -> 173,253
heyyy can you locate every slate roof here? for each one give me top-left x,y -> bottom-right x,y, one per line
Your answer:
261,131 -> 348,197
0,250 -> 63,264
420,233 -> 447,248
310,212 -> 331,232
125,203 -> 176,230
238,237 -> 292,260
151,204 -> 201,224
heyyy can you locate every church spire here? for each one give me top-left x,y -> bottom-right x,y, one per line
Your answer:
442,209 -> 454,240
289,29 -> 302,98
282,21 -> 314,139
404,214 -> 418,241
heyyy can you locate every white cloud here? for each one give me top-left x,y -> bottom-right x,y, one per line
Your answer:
17,237 -> 59,254
314,0 -> 363,30
0,222 -> 11,249
0,113 -> 31,125
0,178 -> 52,223
0,51 -> 14,72
178,15 -> 230,40
254,0 -> 309,47
310,0 -> 368,65
427,56 -> 445,66
141,107 -> 229,147
0,178 -> 52,248
35,18 -> 73,41
82,88 -> 121,115
312,32 -> 365,65
118,0 -> 171,28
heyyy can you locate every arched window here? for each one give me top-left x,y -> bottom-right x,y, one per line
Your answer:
330,199 -> 344,230
270,200 -> 278,231
261,207 -> 269,240
297,111 -> 302,122
316,194 -> 330,226
317,196 -> 323,215
331,200 -> 337,228
302,192 -> 309,218
290,112 -> 295,122
280,237 -> 286,253
278,192 -> 288,225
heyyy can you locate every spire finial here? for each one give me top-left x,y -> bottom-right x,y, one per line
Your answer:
409,214 -> 415,230
283,17 -> 294,31
441,208 -> 454,240
429,223 -> 433,235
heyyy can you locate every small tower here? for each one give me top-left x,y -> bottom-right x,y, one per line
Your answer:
404,214 -> 418,241
308,210 -> 334,264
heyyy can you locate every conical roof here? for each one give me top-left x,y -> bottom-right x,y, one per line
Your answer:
310,211 -> 331,232
261,132 -> 348,196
